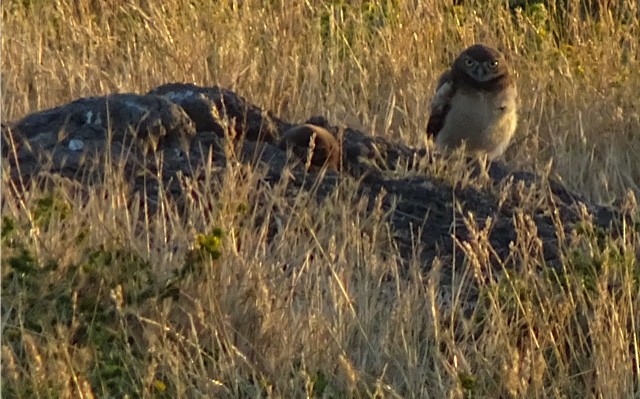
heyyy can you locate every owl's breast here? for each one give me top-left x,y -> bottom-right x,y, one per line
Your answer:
435,85 -> 518,158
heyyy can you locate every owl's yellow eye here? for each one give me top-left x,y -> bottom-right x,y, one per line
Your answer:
489,60 -> 499,69
464,58 -> 475,68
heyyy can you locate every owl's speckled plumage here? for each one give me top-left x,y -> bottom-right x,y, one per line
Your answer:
427,44 -> 518,159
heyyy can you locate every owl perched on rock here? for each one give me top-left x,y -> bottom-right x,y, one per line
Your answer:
427,44 -> 518,159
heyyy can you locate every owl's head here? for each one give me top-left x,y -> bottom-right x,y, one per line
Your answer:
453,44 -> 510,89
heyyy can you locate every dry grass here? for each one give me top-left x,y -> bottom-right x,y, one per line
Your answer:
2,0 -> 639,397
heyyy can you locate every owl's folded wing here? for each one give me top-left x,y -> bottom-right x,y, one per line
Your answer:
426,71 -> 455,137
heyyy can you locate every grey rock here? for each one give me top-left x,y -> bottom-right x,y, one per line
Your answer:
13,93 -> 196,146
2,83 -> 626,274
149,83 -> 292,142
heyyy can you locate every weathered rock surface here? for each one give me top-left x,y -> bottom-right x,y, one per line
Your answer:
1,83 -> 623,271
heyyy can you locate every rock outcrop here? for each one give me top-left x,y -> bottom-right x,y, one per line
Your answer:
2,83 -> 622,270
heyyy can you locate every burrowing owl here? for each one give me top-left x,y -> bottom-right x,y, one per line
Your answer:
278,124 -> 342,171
427,44 -> 518,159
